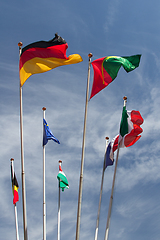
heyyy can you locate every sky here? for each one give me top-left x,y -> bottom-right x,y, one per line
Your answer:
1,1 -> 160,240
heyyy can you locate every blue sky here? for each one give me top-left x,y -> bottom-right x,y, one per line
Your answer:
1,1 -> 160,240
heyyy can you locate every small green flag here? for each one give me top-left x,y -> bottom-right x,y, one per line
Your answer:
57,165 -> 69,192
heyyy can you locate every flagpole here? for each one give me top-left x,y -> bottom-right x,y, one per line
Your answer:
18,42 -> 28,240
75,53 -> 93,240
14,203 -> 19,240
104,96 -> 127,240
94,137 -> 109,240
58,160 -> 62,240
42,107 -> 47,240
11,158 -> 20,240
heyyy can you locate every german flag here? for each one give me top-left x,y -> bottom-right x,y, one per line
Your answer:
19,33 -> 83,86
11,164 -> 19,205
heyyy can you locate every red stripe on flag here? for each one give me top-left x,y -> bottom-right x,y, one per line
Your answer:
130,110 -> 144,125
124,110 -> 143,147
13,189 -> 19,205
90,57 -> 112,99
19,43 -> 68,70
59,165 -> 62,171
124,135 -> 141,148
112,135 -> 119,152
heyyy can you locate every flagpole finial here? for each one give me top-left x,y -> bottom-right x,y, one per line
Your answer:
18,42 -> 23,48
105,137 -> 109,149
123,96 -> 127,101
88,53 -> 93,58
59,160 -> 62,164
42,107 -> 46,111
123,96 -> 127,106
10,158 -> 14,161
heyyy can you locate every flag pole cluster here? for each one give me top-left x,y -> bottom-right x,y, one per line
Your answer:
16,33 -> 144,240
104,98 -> 143,169
102,96 -> 144,240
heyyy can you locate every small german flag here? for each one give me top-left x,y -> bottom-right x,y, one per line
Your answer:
19,33 -> 83,86
11,164 -> 19,205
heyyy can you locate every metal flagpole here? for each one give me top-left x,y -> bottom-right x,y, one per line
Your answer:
57,160 -> 62,240
14,203 -> 19,240
75,53 -> 93,240
94,137 -> 109,240
11,158 -> 20,240
18,42 -> 28,240
104,96 -> 127,240
42,107 -> 47,240
104,147 -> 120,240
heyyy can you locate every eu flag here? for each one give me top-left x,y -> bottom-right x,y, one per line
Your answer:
43,118 -> 60,146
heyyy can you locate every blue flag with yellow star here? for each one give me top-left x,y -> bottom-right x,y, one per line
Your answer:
43,118 -> 60,146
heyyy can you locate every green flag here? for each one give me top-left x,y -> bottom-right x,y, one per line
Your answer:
57,165 -> 69,191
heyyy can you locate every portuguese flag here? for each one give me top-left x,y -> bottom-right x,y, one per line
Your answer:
11,165 -> 19,205
90,55 -> 141,99
57,165 -> 69,192
19,33 -> 83,86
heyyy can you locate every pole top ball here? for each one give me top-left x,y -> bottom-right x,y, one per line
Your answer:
123,96 -> 127,100
88,53 -> 93,58
18,42 -> 23,47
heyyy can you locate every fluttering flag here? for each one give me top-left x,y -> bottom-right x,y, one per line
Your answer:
11,165 -> 19,205
105,142 -> 113,168
118,106 -> 144,148
104,135 -> 119,169
57,165 -> 69,191
105,107 -> 143,169
90,55 -> 141,99
19,33 -> 83,86
43,118 -> 60,146
111,107 -> 143,153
